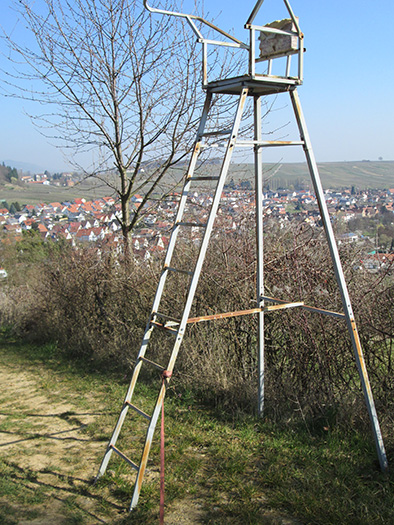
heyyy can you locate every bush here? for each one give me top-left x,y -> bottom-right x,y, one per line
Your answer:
1,224 -> 393,431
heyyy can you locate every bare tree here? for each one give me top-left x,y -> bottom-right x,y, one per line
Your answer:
2,0 -> 240,254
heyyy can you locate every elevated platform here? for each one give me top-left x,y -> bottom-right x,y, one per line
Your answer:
205,74 -> 302,96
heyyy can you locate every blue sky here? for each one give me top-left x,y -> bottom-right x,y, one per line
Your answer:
0,0 -> 393,172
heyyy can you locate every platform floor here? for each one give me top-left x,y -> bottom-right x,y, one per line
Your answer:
205,74 -> 301,96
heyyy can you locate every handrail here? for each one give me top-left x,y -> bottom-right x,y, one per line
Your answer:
143,0 -> 246,46
282,0 -> 302,36
252,24 -> 299,37
246,0 -> 265,26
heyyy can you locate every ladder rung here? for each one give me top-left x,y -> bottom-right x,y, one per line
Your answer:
199,144 -> 220,150
139,356 -> 166,371
125,402 -> 151,421
165,266 -> 193,276
150,321 -> 179,334
201,129 -> 232,137
188,176 -> 220,181
110,445 -> 139,471
176,221 -> 207,228
235,140 -> 305,148
154,311 -> 181,324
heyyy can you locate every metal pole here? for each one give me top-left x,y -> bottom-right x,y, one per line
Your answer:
254,96 -> 265,416
249,27 -> 256,77
290,88 -> 388,472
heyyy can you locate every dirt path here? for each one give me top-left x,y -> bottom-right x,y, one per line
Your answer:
0,358 -> 127,524
0,355 -> 211,524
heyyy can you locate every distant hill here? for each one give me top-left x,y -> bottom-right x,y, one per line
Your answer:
0,160 -> 393,206
2,159 -> 45,173
225,161 -> 394,190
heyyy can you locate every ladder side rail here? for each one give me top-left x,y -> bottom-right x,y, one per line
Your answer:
167,87 -> 249,373
150,91 -> 213,317
289,88 -> 388,472
96,92 -> 213,481
96,394 -> 134,477
130,88 -> 249,510
96,321 -> 159,478
130,380 -> 167,510
254,95 -> 265,416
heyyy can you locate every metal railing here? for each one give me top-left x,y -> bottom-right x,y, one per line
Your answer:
143,0 -> 304,86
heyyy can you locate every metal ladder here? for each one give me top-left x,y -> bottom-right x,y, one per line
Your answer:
97,85 -> 388,511
96,87 -> 249,510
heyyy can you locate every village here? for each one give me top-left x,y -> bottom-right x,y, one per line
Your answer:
1,182 -> 394,274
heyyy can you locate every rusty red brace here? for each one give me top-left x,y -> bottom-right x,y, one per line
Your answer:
160,370 -> 172,525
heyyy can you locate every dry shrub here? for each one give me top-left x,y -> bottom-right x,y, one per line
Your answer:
0,284 -> 39,334
43,247 -> 160,364
0,242 -> 158,366
1,224 -> 393,428
172,233 -> 258,409
171,222 -> 394,428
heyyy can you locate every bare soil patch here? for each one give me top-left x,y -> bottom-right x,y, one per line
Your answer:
0,351 -> 213,524
0,358 -> 127,524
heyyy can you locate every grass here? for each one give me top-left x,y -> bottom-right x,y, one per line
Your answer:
0,177 -> 113,206
0,331 -> 394,524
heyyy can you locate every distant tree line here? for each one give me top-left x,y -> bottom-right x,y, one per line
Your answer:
0,163 -> 19,184
0,200 -> 21,214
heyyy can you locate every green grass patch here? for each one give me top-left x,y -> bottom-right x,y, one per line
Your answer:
0,333 -> 394,524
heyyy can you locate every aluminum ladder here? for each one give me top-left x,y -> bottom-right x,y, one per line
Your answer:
96,87 -> 251,510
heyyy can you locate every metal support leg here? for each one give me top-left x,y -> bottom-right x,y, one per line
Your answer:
254,96 -> 265,417
290,88 -> 388,471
